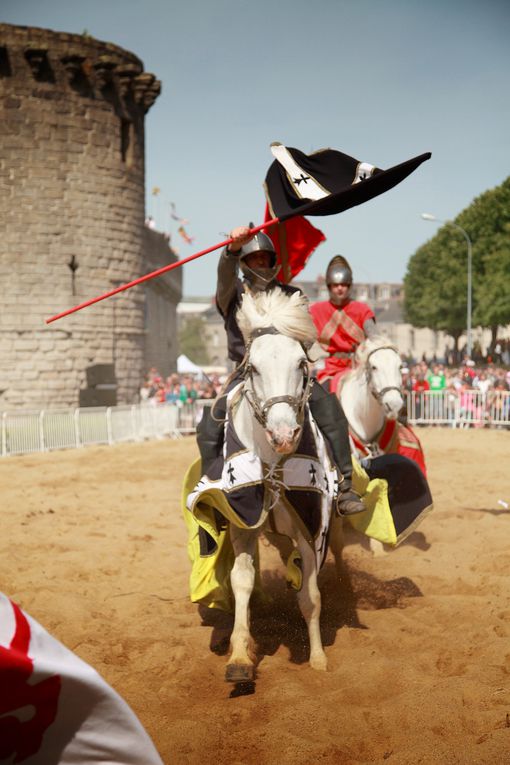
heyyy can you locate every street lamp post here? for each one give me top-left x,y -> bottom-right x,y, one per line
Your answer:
421,213 -> 473,359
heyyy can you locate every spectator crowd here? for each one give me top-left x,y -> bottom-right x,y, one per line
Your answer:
402,358 -> 510,395
139,367 -> 224,406
401,356 -> 510,427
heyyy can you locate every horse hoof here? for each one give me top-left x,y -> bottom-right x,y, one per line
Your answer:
310,655 -> 328,672
225,663 -> 255,683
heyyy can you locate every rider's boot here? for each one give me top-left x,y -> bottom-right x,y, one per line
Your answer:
309,382 -> 366,517
196,373 -> 243,478
196,401 -> 226,478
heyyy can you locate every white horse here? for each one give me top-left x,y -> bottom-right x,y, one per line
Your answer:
337,337 -> 405,557
223,289 -> 342,682
338,335 -> 404,454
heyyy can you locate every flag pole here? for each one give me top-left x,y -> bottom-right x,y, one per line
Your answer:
45,218 -> 280,324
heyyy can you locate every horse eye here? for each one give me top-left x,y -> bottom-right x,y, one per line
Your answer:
371,364 -> 377,371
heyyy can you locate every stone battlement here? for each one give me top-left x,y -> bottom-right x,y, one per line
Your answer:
0,23 -> 161,113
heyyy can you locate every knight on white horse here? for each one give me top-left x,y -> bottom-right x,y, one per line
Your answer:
196,225 -> 366,516
186,288 -> 344,680
310,255 -> 427,475
310,254 -> 377,395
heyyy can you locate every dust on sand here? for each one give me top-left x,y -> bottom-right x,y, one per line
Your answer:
1,427 -> 509,764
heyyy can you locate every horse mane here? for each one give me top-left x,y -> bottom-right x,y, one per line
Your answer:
237,288 -> 318,345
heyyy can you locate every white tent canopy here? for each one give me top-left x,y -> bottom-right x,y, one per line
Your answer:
177,354 -> 204,375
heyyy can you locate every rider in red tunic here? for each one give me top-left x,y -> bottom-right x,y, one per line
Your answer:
311,255 -> 428,477
310,255 -> 376,395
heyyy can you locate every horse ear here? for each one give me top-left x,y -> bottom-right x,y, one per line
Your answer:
306,341 -> 327,363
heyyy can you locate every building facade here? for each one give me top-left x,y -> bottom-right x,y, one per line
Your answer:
0,23 -> 181,409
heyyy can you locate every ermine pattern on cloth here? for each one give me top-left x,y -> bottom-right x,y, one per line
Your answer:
186,385 -> 338,570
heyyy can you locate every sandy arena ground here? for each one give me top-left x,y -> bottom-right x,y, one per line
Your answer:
1,427 -> 509,764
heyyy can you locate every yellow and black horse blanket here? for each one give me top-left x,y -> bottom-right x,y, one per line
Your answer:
183,411 -> 433,612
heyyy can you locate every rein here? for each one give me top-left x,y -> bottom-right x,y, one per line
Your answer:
242,326 -> 313,429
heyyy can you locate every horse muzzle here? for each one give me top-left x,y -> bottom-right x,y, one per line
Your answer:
265,425 -> 302,454
381,389 -> 405,419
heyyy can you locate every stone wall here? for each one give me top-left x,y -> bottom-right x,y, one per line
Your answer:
0,23 -> 172,409
142,228 -> 182,379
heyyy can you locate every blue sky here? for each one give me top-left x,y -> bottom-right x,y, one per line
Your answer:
2,0 -> 509,296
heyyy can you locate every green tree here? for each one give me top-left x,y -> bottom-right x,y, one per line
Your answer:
474,244 -> 510,347
404,177 -> 510,351
462,179 -> 510,348
178,316 -> 210,365
404,229 -> 468,350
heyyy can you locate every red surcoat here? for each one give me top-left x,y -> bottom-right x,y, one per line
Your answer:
310,299 -> 375,391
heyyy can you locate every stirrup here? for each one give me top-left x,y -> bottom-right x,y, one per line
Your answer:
336,489 -> 366,516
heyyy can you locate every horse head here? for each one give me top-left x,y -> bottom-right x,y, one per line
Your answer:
237,290 -> 317,454
355,337 -> 404,419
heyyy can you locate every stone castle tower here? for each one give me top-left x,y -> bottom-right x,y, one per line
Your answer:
0,23 -> 181,410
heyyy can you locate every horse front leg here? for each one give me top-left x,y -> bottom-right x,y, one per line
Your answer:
296,540 -> 328,671
328,512 -> 344,581
226,526 -> 258,683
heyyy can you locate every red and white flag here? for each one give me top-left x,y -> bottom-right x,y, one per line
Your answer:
0,593 -> 163,765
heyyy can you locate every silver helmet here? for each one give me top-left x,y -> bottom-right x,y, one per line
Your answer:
239,230 -> 280,290
326,255 -> 353,305
325,255 -> 353,286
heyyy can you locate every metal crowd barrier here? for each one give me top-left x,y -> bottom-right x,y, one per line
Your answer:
405,390 -> 510,428
0,400 -> 214,457
1,392 -> 508,458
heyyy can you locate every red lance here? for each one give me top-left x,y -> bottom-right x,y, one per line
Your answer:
45,219 -> 279,324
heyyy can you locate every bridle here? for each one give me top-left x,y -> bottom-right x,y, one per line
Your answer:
242,326 -> 313,429
364,345 -> 403,404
